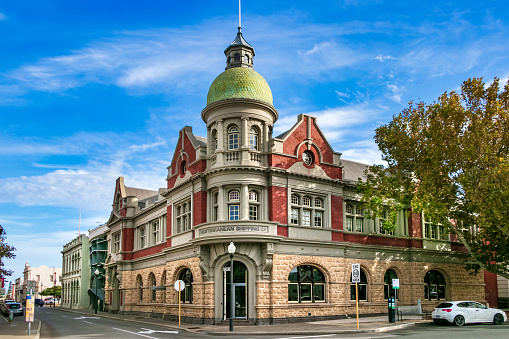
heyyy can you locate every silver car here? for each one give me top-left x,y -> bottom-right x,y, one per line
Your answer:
2,302 -> 24,316
432,301 -> 507,326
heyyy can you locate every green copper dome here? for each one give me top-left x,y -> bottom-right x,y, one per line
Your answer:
207,67 -> 273,106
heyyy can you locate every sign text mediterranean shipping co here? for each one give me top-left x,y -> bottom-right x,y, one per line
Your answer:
199,226 -> 268,235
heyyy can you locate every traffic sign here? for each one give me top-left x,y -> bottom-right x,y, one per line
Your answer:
25,296 -> 34,323
392,278 -> 400,289
351,264 -> 361,283
174,280 -> 185,291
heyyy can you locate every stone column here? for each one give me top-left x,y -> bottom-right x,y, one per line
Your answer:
218,186 -> 225,221
241,184 -> 249,220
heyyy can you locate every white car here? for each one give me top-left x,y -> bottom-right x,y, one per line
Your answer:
432,301 -> 507,326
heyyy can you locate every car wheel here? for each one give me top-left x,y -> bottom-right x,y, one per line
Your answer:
454,315 -> 465,326
493,313 -> 504,325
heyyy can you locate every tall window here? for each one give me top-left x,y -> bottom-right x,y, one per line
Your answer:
161,271 -> 167,303
350,268 -> 368,301
290,194 -> 325,227
345,204 -> 364,233
384,269 -> 399,300
378,209 -> 393,235
212,192 -> 219,221
249,127 -> 258,150
179,268 -> 193,303
139,227 -> 146,248
151,220 -> 160,244
136,275 -> 143,302
424,270 -> 446,300
112,232 -> 120,253
228,125 -> 239,150
288,265 -> 325,303
149,273 -> 156,302
228,190 -> 240,220
249,190 -> 260,220
211,130 -> 218,151
175,199 -> 191,233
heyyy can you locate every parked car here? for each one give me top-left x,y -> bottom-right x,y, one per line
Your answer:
1,302 -> 23,316
0,300 -> 16,313
432,301 -> 507,326
44,297 -> 55,305
22,299 -> 44,307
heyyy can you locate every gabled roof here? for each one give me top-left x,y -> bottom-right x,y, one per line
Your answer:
342,159 -> 369,182
125,186 -> 158,199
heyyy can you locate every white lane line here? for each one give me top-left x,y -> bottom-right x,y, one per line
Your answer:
113,327 -> 158,339
83,320 -> 93,324
277,335 -> 337,339
139,328 -> 179,334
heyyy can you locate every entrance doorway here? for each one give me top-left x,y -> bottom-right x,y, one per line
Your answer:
223,261 -> 247,320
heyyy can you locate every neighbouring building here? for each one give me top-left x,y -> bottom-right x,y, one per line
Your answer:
61,234 -> 90,309
100,26 -> 488,324
22,263 -> 61,302
14,277 -> 23,303
89,224 -> 108,312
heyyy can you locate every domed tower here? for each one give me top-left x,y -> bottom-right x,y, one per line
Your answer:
202,27 -> 278,168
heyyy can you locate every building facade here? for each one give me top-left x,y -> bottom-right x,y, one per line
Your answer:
61,234 -> 90,309
101,27 -> 486,324
22,264 -> 62,302
89,224 -> 108,312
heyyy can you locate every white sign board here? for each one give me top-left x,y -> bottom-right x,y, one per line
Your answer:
392,278 -> 400,289
174,280 -> 185,292
223,266 -> 231,272
351,264 -> 361,283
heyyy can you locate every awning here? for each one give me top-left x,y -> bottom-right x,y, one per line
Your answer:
88,288 -> 105,301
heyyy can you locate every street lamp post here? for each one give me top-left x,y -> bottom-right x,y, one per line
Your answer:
93,269 -> 100,314
227,241 -> 236,332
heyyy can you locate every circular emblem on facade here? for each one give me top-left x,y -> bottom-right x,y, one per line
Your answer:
302,151 -> 313,165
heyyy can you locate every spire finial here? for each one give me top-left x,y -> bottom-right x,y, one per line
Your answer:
238,0 -> 241,30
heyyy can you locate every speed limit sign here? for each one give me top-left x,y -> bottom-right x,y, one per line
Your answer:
351,264 -> 361,283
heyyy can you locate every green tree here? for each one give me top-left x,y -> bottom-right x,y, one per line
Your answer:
41,286 -> 61,298
358,77 -> 509,279
0,228 -> 16,278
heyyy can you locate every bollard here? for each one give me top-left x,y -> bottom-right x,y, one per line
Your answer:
8,309 -> 13,322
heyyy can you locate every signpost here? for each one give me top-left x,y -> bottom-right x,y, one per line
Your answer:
174,280 -> 185,325
26,295 -> 34,334
392,279 -> 399,322
351,264 -> 360,329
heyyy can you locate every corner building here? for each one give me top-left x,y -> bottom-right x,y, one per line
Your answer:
103,28 -> 486,324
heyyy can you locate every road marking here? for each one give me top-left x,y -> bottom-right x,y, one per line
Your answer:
83,321 -> 93,324
74,316 -> 100,320
113,327 -> 158,339
139,327 -> 179,334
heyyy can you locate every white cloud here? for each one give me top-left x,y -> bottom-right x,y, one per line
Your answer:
342,145 -> 384,165
386,84 -> 402,103
374,54 -> 394,62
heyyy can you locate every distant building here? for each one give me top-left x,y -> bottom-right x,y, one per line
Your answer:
88,224 -> 108,311
22,263 -> 61,301
13,277 -> 23,303
61,234 -> 90,309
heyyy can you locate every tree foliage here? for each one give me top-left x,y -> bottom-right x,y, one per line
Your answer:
0,230 -> 16,278
358,77 -> 509,278
41,286 -> 61,298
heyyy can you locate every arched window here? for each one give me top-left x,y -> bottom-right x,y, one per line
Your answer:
180,160 -> 186,175
424,270 -> 446,300
149,273 -> 156,302
249,190 -> 260,220
384,269 -> 399,300
288,265 -> 326,303
136,275 -> 143,302
243,54 -> 250,63
161,271 -> 167,303
228,190 -> 240,220
350,268 -> 368,301
179,268 -> 193,303
211,130 -> 218,151
228,126 -> 239,150
249,127 -> 258,150
234,53 -> 240,62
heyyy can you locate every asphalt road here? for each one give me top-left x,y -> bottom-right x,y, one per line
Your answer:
34,307 -> 207,338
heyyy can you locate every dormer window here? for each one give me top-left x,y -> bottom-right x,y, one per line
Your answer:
228,125 -> 239,150
234,53 -> 240,62
244,55 -> 249,63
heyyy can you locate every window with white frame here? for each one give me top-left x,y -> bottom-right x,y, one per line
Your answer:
211,130 -> 218,151
345,203 -> 364,233
151,220 -> 160,244
249,190 -> 260,220
378,209 -> 394,235
423,215 -> 447,240
175,199 -> 191,234
249,127 -> 258,150
139,226 -> 146,248
290,193 -> 325,227
228,190 -> 240,220
112,232 -> 120,253
228,125 -> 239,150
212,192 -> 219,221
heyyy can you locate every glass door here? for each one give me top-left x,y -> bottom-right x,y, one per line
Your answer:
224,261 -> 247,320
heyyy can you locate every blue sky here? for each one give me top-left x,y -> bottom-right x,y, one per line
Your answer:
1,0 -> 508,286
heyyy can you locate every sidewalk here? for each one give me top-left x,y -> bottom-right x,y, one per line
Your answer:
50,307 -> 428,336
0,313 -> 40,339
